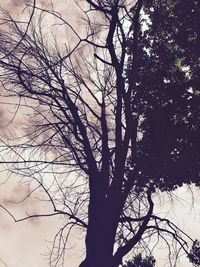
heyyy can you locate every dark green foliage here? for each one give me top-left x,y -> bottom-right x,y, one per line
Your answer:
127,0 -> 200,192
123,254 -> 156,267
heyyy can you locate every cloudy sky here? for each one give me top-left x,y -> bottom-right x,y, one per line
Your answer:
0,1 -> 199,267
0,2 -> 84,267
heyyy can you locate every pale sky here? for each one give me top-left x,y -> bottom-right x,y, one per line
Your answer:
0,2 -> 84,267
0,175 -> 84,267
0,1 -> 199,267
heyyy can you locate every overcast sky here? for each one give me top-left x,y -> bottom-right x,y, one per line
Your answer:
0,1 -> 199,267
0,2 -> 84,267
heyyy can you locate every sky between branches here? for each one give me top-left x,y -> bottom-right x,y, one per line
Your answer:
0,1 -> 199,267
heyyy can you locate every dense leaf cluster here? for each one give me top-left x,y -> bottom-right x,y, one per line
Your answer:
127,0 -> 200,191
188,240 -> 200,267
123,254 -> 155,267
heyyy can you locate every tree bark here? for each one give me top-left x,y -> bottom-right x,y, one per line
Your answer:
79,174 -> 120,267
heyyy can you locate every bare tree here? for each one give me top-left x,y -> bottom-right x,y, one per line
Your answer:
0,1 -> 199,267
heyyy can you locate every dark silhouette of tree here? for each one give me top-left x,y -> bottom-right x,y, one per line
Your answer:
126,0 -> 200,192
188,240 -> 200,267
0,0 -> 199,267
123,254 -> 155,267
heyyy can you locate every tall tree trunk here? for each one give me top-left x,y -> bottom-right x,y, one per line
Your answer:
79,175 -> 120,267
79,214 -> 118,267
79,231 -> 116,267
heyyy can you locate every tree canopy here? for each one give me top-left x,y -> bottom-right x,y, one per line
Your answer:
123,254 -> 156,267
0,0 -> 199,267
126,0 -> 200,191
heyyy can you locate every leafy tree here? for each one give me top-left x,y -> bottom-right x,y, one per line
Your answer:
0,1 -> 199,267
123,254 -> 155,267
188,240 -> 200,267
126,0 -> 200,191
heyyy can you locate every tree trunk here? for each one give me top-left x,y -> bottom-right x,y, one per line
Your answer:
79,175 -> 120,267
79,240 -> 116,267
79,216 -> 118,267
